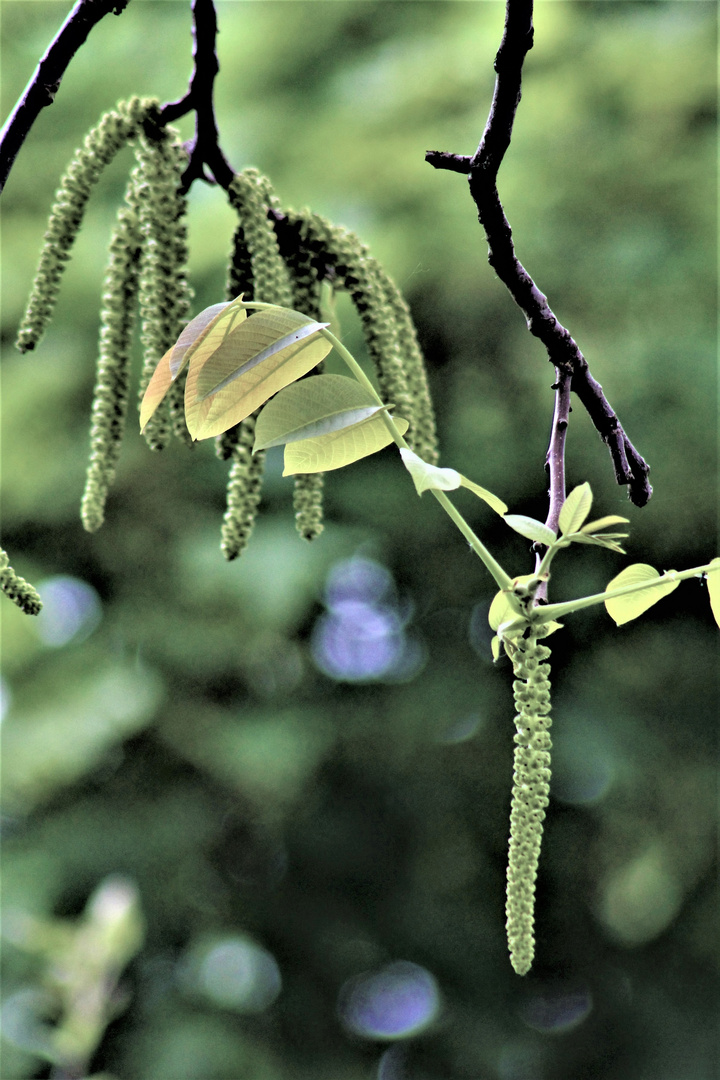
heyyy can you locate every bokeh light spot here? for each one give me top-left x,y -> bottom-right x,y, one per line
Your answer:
312,558 -> 424,683
193,936 -> 282,1013
339,960 -> 440,1040
35,576 -> 102,647
520,982 -> 593,1034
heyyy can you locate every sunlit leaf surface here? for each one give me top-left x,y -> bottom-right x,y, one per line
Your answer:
254,374 -> 383,451
558,483 -> 593,535
604,563 -> 679,625
187,309 -> 331,440
283,414 -> 408,474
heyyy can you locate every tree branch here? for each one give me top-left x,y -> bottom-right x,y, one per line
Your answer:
0,0 -> 131,196
426,0 -> 652,507
158,0 -> 234,192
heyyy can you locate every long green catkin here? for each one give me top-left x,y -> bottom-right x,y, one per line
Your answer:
81,181 -> 142,533
16,97 -> 156,353
134,117 -> 192,451
220,170 -> 295,556
505,633 -> 553,975
281,210 -> 438,465
0,548 -> 42,615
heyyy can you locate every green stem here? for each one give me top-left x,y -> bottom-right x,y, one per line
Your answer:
320,328 -> 512,591
535,562 -> 716,623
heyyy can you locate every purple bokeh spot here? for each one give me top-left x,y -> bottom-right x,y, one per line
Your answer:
340,961 -> 440,1040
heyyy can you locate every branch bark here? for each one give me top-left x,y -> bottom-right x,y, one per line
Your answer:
0,0 -> 131,195
158,0 -> 234,191
426,0 -> 652,508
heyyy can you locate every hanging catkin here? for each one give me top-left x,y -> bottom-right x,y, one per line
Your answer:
134,113 -> 192,451
0,548 -> 42,615
505,632 -> 553,975
16,97 -> 156,353
81,178 -> 142,532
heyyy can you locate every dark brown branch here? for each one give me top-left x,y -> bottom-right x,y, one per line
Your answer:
158,0 -> 234,192
0,0 -> 131,195
426,0 -> 652,507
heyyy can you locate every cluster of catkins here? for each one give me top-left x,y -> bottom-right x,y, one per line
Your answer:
14,96 -> 437,573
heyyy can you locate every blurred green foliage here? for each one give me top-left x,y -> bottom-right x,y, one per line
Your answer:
1,2 -> 717,1078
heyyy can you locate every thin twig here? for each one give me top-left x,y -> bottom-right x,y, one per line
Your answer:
426,0 -> 652,507
158,0 -> 234,191
534,366 -> 571,600
0,0 -> 130,195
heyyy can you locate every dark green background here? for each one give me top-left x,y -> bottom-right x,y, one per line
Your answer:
1,2 -> 717,1078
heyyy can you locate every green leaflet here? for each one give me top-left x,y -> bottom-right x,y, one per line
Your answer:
706,558 -> 720,628
558,482 -> 593,535
504,515 -> 557,546
604,563 -> 679,625
139,298 -> 241,431
283,413 -> 409,475
399,448 -> 507,514
187,308 -> 332,440
254,374 -> 384,451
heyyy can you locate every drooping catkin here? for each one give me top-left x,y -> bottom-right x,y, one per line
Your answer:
220,169 -> 294,553
0,548 -> 42,615
505,633 -> 553,976
282,218 -> 326,541
81,181 -> 142,532
134,117 -> 192,450
16,97 -> 156,353
221,417 -> 265,561
282,210 -> 438,464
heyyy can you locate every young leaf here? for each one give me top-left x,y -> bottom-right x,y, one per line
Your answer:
459,478 -> 508,516
399,448 -> 462,495
503,515 -> 557,546
139,343 -> 175,432
604,563 -> 679,625
185,309 -> 332,440
139,300 -> 236,430
254,374 -> 384,451
580,515 -> 630,534
706,557 -> 720,628
283,413 -> 408,475
571,534 -> 627,554
558,483 -> 593,535
168,301 -> 233,379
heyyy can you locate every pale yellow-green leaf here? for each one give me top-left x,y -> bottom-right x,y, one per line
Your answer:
558,482 -> 593,535
169,300 -> 233,378
706,558 -> 720,629
139,343 -> 174,431
139,300 -> 239,430
604,563 -> 679,626
490,635 -> 502,662
187,309 -> 332,440
459,477 -> 508,516
580,515 -> 630,534
399,448 -> 462,495
503,515 -> 556,546
283,414 -> 408,475
254,374 -> 383,451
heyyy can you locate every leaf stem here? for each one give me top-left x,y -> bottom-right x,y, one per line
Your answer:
321,328 -> 513,591
535,562 -> 716,623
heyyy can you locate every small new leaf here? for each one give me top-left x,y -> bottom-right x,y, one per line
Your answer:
604,563 -> 680,625
580,515 -> 630,534
558,483 -> 593,535
503,515 -> 557,546
399,448 -> 462,495
459,478 -> 508,516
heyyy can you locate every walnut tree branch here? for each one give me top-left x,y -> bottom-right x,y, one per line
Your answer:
0,0 -> 131,196
157,0 -> 234,192
426,0 -> 652,507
